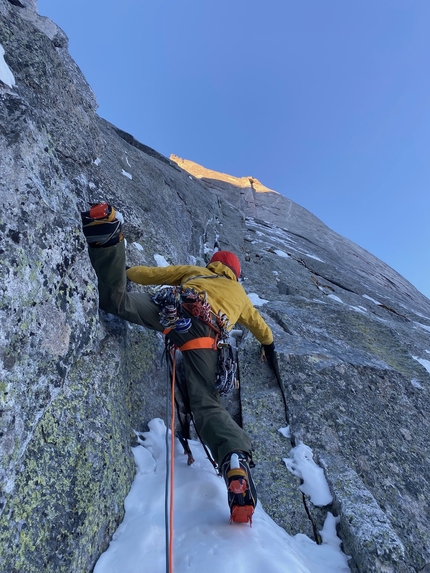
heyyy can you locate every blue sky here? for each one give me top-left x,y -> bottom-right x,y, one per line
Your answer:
38,0 -> 430,299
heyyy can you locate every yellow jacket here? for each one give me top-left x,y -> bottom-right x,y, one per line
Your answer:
126,261 -> 274,345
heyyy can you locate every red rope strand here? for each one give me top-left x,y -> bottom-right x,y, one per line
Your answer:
169,349 -> 177,573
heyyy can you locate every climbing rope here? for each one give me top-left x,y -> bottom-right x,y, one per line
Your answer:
169,349 -> 176,572
164,353 -> 170,573
165,346 -> 177,573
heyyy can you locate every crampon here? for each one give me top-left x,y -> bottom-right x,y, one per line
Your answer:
222,452 -> 257,526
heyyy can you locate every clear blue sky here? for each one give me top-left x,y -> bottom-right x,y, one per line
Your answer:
37,0 -> 430,300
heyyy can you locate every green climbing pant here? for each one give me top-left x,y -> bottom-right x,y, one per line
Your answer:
89,241 -> 252,466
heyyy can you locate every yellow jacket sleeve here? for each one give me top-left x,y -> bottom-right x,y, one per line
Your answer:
126,265 -> 199,286
239,301 -> 274,345
126,263 -> 274,345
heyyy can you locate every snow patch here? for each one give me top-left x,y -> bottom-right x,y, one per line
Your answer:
327,294 -> 343,304
319,513 -> 342,549
154,254 -> 169,267
248,293 -> 269,306
274,249 -> 290,259
94,419 -> 350,573
132,242 -> 143,252
414,322 -> 430,333
278,426 -> 291,439
411,379 -> 424,389
412,356 -> 430,375
0,44 -> 15,88
416,312 -> 430,320
131,444 -> 156,475
94,157 -> 101,166
121,169 -> 133,180
362,294 -> 381,305
349,305 -> 367,314
284,443 -> 333,506
304,253 -> 324,262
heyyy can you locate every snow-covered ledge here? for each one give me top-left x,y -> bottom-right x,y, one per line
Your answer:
0,43 -> 15,88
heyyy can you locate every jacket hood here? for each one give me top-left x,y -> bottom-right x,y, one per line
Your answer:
206,261 -> 238,281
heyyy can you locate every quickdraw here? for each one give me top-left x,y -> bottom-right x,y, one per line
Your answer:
151,286 -> 192,333
215,342 -> 239,396
181,288 -> 212,324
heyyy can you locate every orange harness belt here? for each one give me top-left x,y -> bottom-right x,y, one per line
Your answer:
162,328 -> 218,352
178,336 -> 218,352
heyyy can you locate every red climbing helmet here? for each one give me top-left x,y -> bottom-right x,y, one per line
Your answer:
209,251 -> 241,279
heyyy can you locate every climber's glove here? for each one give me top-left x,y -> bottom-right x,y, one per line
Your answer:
261,342 -> 281,380
262,341 -> 275,361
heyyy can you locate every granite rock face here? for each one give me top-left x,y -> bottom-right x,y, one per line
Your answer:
1,2 -> 430,572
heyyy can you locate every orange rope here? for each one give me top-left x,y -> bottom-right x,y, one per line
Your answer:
169,349 -> 177,573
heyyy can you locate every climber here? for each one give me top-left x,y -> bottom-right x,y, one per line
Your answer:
81,203 -> 277,525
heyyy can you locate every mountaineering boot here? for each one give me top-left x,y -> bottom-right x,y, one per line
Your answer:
81,203 -> 124,247
221,451 -> 257,525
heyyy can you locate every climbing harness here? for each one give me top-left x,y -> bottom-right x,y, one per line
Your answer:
151,279 -> 239,397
